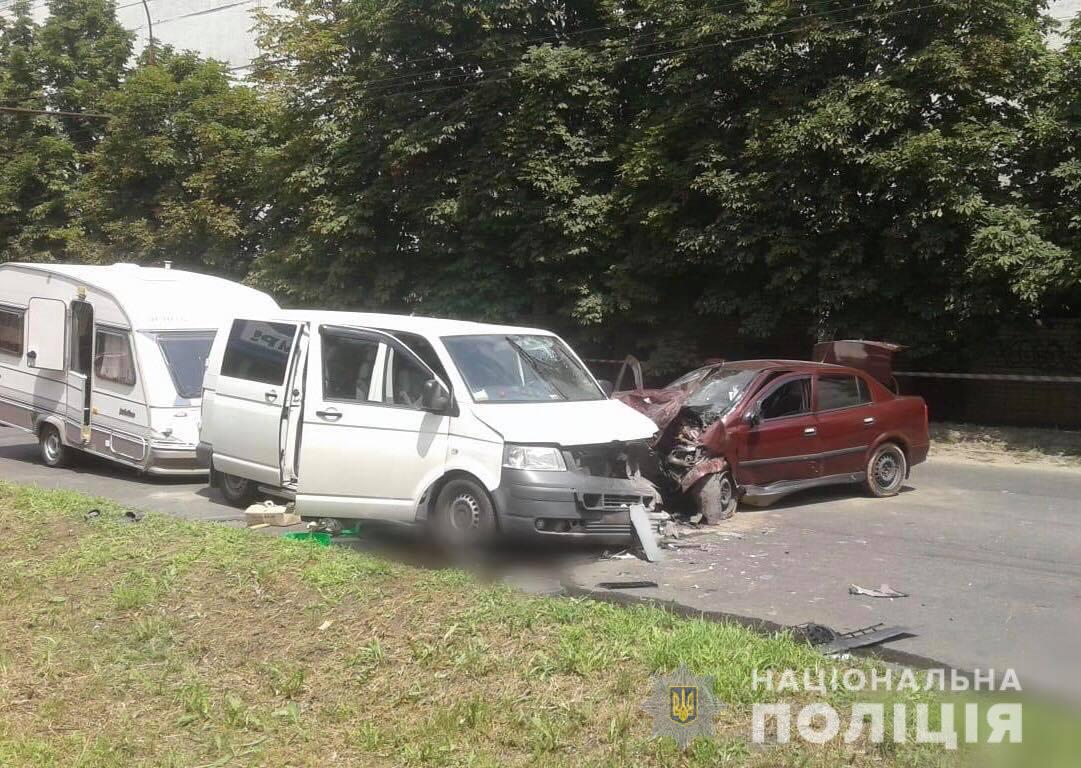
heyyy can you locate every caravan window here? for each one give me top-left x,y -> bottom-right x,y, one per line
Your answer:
0,308 -> 23,356
94,329 -> 136,386
158,333 -> 215,399
221,319 -> 297,385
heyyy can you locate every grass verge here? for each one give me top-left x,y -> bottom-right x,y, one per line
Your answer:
0,481 -> 961,767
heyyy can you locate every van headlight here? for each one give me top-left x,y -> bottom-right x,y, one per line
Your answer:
503,445 -> 566,471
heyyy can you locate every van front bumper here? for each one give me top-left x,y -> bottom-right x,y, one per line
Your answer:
492,468 -> 656,545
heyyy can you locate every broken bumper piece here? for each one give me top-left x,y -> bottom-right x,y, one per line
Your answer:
492,467 -> 656,545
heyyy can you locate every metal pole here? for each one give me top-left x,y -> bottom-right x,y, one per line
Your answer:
141,0 -> 156,65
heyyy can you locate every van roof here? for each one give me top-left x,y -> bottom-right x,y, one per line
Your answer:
275,309 -> 554,338
4,263 -> 278,330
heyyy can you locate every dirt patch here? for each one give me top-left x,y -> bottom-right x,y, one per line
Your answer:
930,422 -> 1081,469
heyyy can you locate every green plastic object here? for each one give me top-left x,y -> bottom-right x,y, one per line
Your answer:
283,531 -> 332,547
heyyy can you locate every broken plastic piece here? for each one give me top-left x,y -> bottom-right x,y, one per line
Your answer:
791,622 -> 912,653
630,503 -> 664,562
849,583 -> 908,598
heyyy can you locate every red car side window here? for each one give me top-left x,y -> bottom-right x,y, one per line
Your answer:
760,377 -> 811,420
817,375 -> 868,411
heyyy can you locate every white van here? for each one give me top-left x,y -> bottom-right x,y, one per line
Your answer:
0,263 -> 279,474
199,311 -> 659,544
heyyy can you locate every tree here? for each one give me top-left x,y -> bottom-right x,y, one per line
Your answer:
249,0 -> 629,325
36,0 -> 132,150
1017,14 -> 1081,313
72,49 -> 278,274
0,0 -> 80,262
611,0 -> 1068,363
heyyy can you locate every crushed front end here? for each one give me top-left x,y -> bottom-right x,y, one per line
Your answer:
493,440 -> 658,545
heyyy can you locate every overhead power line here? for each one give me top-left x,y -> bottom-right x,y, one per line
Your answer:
0,105 -> 110,119
360,0 -> 892,95
358,1 -> 949,105
358,0 -> 941,100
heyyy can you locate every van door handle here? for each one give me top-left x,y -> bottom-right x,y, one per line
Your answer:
265,390 -> 278,402
315,408 -> 341,421
803,427 -> 817,435
863,416 -> 876,425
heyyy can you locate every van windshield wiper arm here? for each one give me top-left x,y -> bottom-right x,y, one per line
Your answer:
504,336 -> 568,401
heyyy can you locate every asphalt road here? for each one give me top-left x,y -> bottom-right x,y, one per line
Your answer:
3,426 -> 1080,699
575,458 -> 1081,700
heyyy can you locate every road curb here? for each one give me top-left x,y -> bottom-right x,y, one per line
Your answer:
561,575 -> 968,675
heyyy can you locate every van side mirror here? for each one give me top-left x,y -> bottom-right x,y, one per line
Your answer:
744,409 -> 760,428
597,379 -> 614,397
421,379 -> 451,413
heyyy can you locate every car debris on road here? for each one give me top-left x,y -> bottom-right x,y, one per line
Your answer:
849,583 -> 909,599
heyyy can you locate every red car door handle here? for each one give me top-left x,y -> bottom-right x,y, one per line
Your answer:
863,416 -> 876,425
803,427 -> 817,435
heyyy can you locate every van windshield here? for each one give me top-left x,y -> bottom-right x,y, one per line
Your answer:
443,334 -> 603,403
157,333 -> 215,399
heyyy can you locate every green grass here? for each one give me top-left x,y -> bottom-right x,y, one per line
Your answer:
0,481 -> 976,767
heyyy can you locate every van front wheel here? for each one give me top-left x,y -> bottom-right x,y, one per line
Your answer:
432,478 -> 496,547
219,472 -> 258,507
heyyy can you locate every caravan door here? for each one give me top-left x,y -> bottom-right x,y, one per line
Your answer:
67,300 -> 94,442
210,318 -> 303,486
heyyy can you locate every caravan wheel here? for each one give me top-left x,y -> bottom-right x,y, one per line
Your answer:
39,424 -> 69,468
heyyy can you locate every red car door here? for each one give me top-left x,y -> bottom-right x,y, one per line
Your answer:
735,374 -> 821,488
813,372 -> 878,477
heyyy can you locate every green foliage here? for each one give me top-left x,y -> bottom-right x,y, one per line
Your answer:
72,49 -> 278,273
0,1 -> 80,262
2,0 -> 1081,365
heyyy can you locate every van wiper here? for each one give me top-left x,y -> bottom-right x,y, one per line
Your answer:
504,336 -> 568,401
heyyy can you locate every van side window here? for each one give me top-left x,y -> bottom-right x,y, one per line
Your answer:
384,330 -> 449,384
817,375 -> 868,411
0,308 -> 23,356
94,329 -> 136,386
221,319 -> 297,385
760,377 -> 811,420
383,348 -> 430,409
323,333 -> 379,402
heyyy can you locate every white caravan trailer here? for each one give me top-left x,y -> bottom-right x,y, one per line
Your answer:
0,263 -> 279,474
199,310 -> 659,545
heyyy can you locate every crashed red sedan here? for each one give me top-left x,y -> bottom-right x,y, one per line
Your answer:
615,359 -> 930,521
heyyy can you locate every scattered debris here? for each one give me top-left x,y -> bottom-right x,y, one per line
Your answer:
849,583 -> 909,599
630,503 -> 664,562
123,509 -> 144,523
791,622 -> 913,654
596,580 -> 659,590
83,508 -> 101,521
604,550 -> 637,560
318,619 -> 333,632
245,500 -> 300,528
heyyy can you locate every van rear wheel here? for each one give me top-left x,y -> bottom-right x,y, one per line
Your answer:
219,472 -> 258,507
39,424 -> 69,468
432,478 -> 496,547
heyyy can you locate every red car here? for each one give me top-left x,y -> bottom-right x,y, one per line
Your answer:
615,359 -> 929,521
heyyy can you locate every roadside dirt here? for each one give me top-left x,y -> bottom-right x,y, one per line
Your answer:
930,421 -> 1081,469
